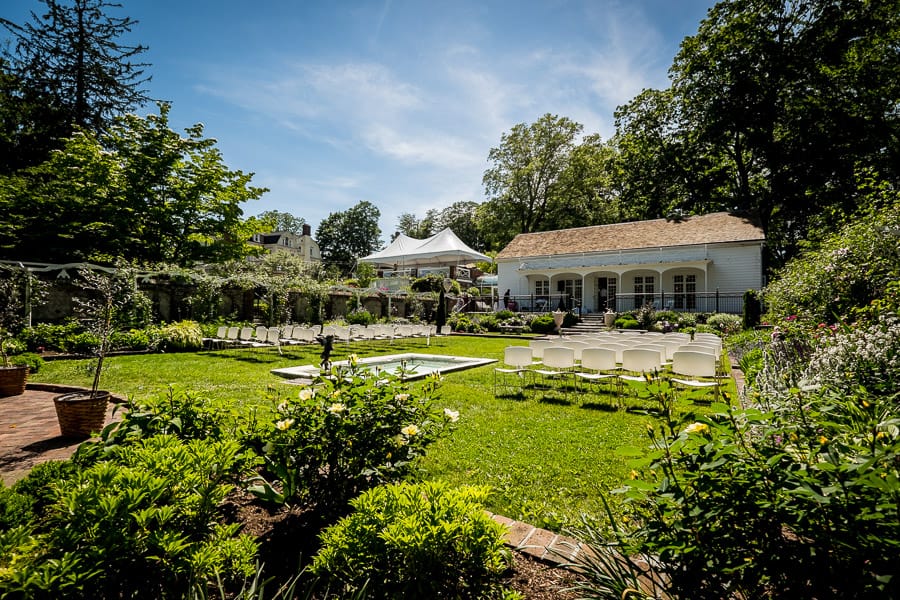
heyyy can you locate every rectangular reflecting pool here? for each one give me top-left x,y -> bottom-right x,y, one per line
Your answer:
271,353 -> 496,382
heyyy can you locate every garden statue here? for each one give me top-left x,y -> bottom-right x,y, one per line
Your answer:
317,334 -> 335,369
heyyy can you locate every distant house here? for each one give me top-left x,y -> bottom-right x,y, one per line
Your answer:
250,224 -> 321,262
495,212 -> 765,314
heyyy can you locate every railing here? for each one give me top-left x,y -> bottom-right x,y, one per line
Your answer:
494,291 -> 746,315
610,291 -> 745,314
503,294 -> 581,313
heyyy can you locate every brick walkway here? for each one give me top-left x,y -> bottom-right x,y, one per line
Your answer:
0,384 -> 119,486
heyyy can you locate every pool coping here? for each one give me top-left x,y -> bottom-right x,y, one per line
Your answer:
271,353 -> 497,382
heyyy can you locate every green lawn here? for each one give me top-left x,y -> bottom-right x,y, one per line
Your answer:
31,334 -> 733,531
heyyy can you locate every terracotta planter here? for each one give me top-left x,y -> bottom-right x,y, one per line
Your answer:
53,391 -> 111,438
0,365 -> 29,397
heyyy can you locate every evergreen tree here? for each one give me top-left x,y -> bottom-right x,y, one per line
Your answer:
0,0 -> 151,171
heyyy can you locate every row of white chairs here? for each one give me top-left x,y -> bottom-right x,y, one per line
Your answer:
204,323 -> 441,351
529,334 -> 722,366
495,342 -> 725,404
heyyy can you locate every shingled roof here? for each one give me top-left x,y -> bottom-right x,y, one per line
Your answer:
495,212 -> 764,260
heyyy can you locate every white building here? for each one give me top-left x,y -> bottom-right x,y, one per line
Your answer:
250,224 -> 321,263
495,212 -> 765,314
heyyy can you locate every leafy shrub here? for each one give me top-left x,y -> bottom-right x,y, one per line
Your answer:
345,306 -> 375,326
495,309 -> 516,320
449,314 -> 483,333
91,387 -> 235,452
562,311 -> 579,328
477,313 -> 500,332
0,461 -> 76,530
802,314 -> 900,395
0,338 -> 25,357
653,310 -> 679,325
311,481 -> 512,599
0,436 -> 257,599
528,314 -> 556,334
615,391 -> 900,600
675,311 -> 697,328
636,303 -> 655,330
67,330 -> 101,354
7,352 -> 43,373
159,320 -> 203,351
764,189 -> 900,323
410,274 -> 445,293
247,363 -> 457,514
706,313 -> 742,334
614,316 -> 640,330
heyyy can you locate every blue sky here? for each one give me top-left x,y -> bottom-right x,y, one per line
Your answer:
7,0 -> 715,244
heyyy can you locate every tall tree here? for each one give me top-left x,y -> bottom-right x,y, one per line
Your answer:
0,0 -> 151,171
0,103 -> 268,265
434,201 -> 485,252
316,201 -> 382,276
257,210 -> 306,235
666,0 -> 900,263
395,210 -> 437,240
480,113 -> 583,250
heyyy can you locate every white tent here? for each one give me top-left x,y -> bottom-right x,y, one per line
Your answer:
360,228 -> 490,267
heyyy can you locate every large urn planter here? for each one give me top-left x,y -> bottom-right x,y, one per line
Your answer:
0,365 -> 29,397
53,391 -> 111,438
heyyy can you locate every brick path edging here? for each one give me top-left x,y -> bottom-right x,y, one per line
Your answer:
487,512 -> 582,566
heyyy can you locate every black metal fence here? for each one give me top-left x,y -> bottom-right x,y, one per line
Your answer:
501,290 -> 746,315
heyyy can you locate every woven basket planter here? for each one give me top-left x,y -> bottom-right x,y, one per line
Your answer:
0,366 -> 29,397
54,391 -> 111,438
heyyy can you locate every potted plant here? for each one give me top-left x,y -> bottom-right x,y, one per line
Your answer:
54,267 -> 135,437
0,266 -> 44,397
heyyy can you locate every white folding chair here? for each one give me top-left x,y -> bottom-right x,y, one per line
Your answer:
575,348 -> 620,402
533,347 -> 576,401
670,350 -> 724,402
493,346 -> 534,398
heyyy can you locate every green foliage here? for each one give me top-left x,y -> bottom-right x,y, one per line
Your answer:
0,461 -> 76,530
0,436 -> 256,599
528,314 -> 556,334
257,209 -> 306,235
0,265 -> 47,366
345,306 -> 375,326
159,320 -> 203,351
7,351 -> 43,373
742,289 -> 761,329
247,365 -> 456,514
480,113 -> 620,250
18,320 -> 81,352
613,316 -> 640,330
410,273 -> 445,293
476,313 -> 500,332
635,303 -> 655,330
316,201 -> 382,276
95,386 -> 234,450
354,262 -> 376,288
311,481 -> 512,599
614,387 -> 900,600
0,103 -> 269,264
764,191 -> 900,323
448,313 -> 484,333
495,309 -> 515,320
0,0 -> 151,172
705,313 -> 741,334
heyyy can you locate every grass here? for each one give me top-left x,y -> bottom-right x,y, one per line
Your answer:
31,334 -> 736,531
